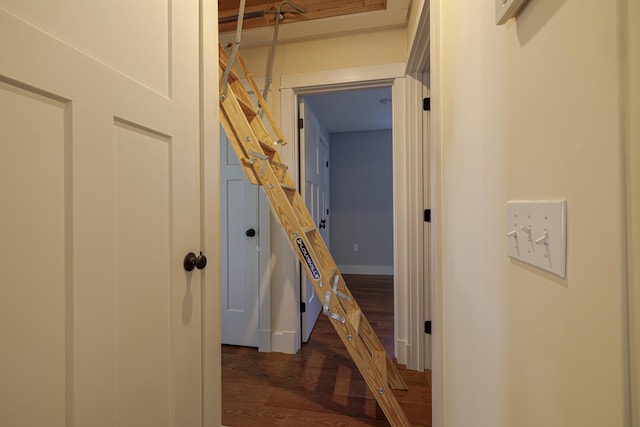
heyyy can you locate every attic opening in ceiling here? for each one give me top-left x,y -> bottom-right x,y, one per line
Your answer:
218,0 -> 387,32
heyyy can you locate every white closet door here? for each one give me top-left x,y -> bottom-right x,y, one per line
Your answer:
0,2 -> 216,426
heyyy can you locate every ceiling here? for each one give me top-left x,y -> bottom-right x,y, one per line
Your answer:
305,87 -> 392,133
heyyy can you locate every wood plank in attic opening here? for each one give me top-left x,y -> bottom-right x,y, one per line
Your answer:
218,0 -> 387,33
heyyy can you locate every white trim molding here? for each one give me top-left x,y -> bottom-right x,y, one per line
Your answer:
280,63 -> 405,91
280,65 -> 424,371
338,265 -> 394,275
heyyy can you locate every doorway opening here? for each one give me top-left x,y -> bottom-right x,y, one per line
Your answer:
279,65 -> 423,366
299,87 -> 395,350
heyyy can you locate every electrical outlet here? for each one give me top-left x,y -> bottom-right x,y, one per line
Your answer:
353,244 -> 359,252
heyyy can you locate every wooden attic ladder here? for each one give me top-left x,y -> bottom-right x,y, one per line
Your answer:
218,45 -> 412,427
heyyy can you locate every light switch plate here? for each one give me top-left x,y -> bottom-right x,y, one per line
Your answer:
507,200 -> 566,278
495,0 -> 531,25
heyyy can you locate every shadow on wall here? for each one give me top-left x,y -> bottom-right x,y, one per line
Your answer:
516,0 -> 568,45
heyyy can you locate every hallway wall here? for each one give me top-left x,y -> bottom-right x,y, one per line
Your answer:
330,130 -> 394,274
434,0 -> 632,426
627,0 -> 640,421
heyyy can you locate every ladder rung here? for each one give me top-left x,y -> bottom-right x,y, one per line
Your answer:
280,183 -> 296,192
302,225 -> 316,234
327,266 -> 338,283
257,138 -> 276,154
236,94 -> 257,122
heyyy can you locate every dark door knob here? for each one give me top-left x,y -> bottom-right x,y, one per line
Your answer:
184,252 -> 207,271
245,228 -> 256,237
195,252 -> 207,269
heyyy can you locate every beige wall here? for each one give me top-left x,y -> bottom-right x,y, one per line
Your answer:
238,27 -> 406,121
407,0 -> 427,56
627,0 -> 640,422
435,0 -> 630,426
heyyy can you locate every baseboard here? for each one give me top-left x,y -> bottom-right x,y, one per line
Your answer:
270,330 -> 298,354
338,264 -> 394,275
258,329 -> 271,353
282,330 -> 298,354
396,338 -> 409,366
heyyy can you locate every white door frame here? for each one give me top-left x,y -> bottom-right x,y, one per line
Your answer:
299,97 -> 328,342
202,1 -> 222,423
406,1 -> 441,426
279,63 -> 426,368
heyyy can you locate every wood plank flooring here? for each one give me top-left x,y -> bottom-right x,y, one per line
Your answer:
222,274 -> 432,426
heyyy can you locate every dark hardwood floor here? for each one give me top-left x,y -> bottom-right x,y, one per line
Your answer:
222,274 -> 432,426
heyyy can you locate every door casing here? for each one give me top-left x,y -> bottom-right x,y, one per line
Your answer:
278,63 -> 427,369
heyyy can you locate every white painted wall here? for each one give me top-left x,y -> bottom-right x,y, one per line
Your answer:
432,0 -> 632,426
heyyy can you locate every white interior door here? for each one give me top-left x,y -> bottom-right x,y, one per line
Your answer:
299,98 -> 329,342
0,3 -> 215,426
220,128 -> 260,347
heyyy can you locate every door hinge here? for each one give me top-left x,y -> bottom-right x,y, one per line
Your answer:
298,118 -> 304,129
424,320 -> 432,334
423,97 -> 430,111
300,301 -> 306,313
424,209 -> 431,223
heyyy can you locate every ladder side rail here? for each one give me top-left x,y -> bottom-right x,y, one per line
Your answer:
219,56 -> 411,425
243,100 -> 297,188
220,44 -> 287,147
298,206 -> 409,390
220,45 -> 292,182
219,79 -> 346,318
220,108 -> 261,185
328,304 -> 413,426
270,162 -> 408,392
235,51 -> 287,146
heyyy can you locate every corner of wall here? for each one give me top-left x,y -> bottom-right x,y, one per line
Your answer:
625,0 -> 640,422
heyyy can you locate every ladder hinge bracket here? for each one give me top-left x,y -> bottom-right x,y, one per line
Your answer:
271,160 -> 288,183
333,275 -> 350,301
247,150 -> 269,178
323,291 -> 345,323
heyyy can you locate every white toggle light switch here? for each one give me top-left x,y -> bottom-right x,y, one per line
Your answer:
507,200 -> 566,278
